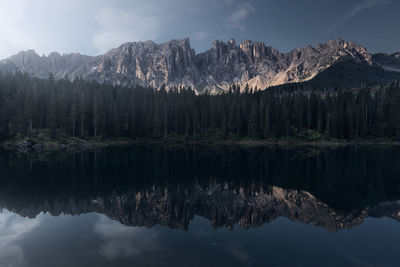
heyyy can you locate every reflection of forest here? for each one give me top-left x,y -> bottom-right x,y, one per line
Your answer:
0,145 -> 399,231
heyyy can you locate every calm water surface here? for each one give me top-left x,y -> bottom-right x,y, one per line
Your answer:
0,145 -> 399,267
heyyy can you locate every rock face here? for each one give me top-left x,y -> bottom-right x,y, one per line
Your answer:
0,38 -> 396,93
373,52 -> 400,72
0,49 -> 97,79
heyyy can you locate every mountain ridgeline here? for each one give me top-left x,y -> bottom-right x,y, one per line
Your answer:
1,38 -> 400,93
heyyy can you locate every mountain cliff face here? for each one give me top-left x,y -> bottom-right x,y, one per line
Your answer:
0,38 -> 396,93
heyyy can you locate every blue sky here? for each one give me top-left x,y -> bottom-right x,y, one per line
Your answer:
0,0 -> 398,59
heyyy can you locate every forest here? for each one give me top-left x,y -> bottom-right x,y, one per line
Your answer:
1,71 -> 400,142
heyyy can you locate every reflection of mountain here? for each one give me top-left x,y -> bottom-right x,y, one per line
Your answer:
2,182 -> 399,232
0,145 -> 400,231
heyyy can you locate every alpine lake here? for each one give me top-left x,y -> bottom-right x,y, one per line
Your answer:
0,144 -> 399,267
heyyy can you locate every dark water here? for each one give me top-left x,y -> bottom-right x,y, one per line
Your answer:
0,145 -> 399,267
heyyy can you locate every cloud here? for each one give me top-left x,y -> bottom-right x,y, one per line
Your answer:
0,0 -> 37,59
327,0 -> 391,33
94,215 -> 160,260
0,0 -> 164,58
93,6 -> 160,54
0,210 -> 42,267
226,2 -> 255,31
0,0 -> 100,58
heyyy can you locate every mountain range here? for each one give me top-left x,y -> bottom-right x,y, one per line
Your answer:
0,38 -> 399,93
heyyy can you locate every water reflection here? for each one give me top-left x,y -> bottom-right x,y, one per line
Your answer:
4,183 -> 400,232
0,210 -> 41,267
0,145 -> 399,266
95,216 -> 160,260
0,145 -> 399,231
1,210 -> 399,267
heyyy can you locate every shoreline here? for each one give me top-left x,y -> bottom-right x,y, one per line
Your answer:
2,137 -> 400,153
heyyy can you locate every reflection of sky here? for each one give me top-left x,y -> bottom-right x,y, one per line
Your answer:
94,214 -> 159,260
0,210 -> 42,267
0,211 -> 398,267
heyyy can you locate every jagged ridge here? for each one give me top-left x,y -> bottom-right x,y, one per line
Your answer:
0,38 -> 398,93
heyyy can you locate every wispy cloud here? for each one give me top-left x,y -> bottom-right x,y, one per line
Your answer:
0,0 -> 37,59
327,0 -> 391,33
226,2 -> 255,31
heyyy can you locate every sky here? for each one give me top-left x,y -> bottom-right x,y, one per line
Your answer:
0,0 -> 399,59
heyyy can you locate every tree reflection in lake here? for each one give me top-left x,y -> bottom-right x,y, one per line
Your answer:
0,145 -> 399,266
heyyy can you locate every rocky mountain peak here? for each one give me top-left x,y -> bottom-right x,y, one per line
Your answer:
167,37 -> 191,47
327,37 -> 346,46
227,39 -> 237,48
239,39 -> 253,52
212,39 -> 224,49
372,51 -> 400,72
1,38 -> 395,93
318,38 -> 372,64
9,49 -> 40,64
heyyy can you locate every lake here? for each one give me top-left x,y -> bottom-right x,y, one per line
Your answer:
0,145 -> 399,267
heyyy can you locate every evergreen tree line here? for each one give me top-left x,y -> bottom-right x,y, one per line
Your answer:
1,72 -> 400,141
